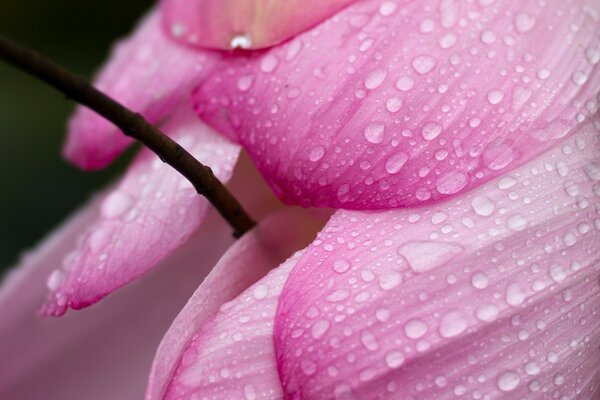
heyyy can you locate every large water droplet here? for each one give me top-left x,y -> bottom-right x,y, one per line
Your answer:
364,68 -> 388,89
101,191 -> 133,218
404,318 -> 428,339
436,171 -> 469,194
385,152 -> 409,174
439,310 -> 468,338
412,55 -> 436,74
398,241 -> 463,273
497,370 -> 520,391
364,122 -> 385,144
421,122 -> 442,140
470,196 -> 496,216
514,13 -> 535,33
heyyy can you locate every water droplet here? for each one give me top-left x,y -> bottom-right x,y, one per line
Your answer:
470,196 -> 496,216
412,55 -> 436,74
253,284 -> 269,300
379,1 -> 397,16
571,70 -> 588,86
404,318 -> 428,339
497,370 -> 520,391
237,75 -> 254,91
309,146 -> 325,162
385,152 -> 409,174
524,361 -> 540,376
260,54 -> 279,73
421,122 -> 442,140
483,139 -> 515,170
101,191 -> 133,218
506,283 -> 525,306
333,259 -> 351,273
531,120 -> 571,142
395,76 -> 414,91
436,171 -> 469,194
549,263 -> 567,283
243,384 -> 257,400
364,122 -> 385,144
46,269 -> 66,291
507,214 -> 528,231
385,97 -> 403,113
475,303 -> 499,321
438,33 -> 457,48
439,310 -> 468,338
365,68 -> 387,89
487,90 -> 504,105
398,241 -> 463,273
360,330 -> 379,351
385,350 -> 405,368
379,270 -> 403,290
514,13 -> 535,33
311,320 -> 330,339
471,271 -> 490,289
231,34 -> 252,49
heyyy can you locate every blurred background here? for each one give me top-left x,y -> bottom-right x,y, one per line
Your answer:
0,0 -> 151,270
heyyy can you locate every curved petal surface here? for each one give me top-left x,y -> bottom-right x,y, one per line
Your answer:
194,0 -> 600,209
275,120 -> 600,398
43,107 -> 240,316
148,208 -> 324,400
64,10 -> 218,170
161,0 -> 357,50
0,191 -> 236,400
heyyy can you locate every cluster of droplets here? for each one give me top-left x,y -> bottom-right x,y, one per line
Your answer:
193,0 -> 600,210
274,121 -> 600,398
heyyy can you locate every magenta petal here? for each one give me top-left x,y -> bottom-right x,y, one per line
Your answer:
0,191 -> 237,399
42,107 -> 240,316
147,208 -> 324,400
64,10 -> 217,170
194,0 -> 600,209
161,0 -> 356,50
274,120 -> 600,398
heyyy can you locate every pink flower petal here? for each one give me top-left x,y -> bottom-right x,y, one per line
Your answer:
64,10 -> 217,170
0,190 -> 237,399
147,208 -> 324,400
274,120 -> 600,398
194,0 -> 600,209
42,107 -> 240,316
161,0 -> 356,50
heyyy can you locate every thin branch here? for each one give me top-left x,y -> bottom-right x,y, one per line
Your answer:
0,33 -> 256,237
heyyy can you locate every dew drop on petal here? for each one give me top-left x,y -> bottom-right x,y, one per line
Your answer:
404,318 -> 428,339
396,76 -> 414,91
439,310 -> 468,338
364,122 -> 385,144
470,196 -> 496,216
421,122 -> 442,140
436,171 -> 469,194
412,55 -> 436,74
385,152 -> 409,174
364,68 -> 387,89
497,370 -> 520,391
385,350 -> 405,368
101,191 -> 133,218
398,241 -> 463,273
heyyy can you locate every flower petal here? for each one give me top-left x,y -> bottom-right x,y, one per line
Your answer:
194,0 -> 600,209
274,120 -> 600,398
0,190 -> 237,399
64,9 -> 217,170
147,208 -> 324,400
42,107 -> 240,316
161,0 -> 356,50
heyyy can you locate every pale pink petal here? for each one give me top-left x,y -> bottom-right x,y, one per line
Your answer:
0,191 -> 237,400
42,107 -> 240,316
274,120 -> 600,398
64,9 -> 217,170
161,0 -> 357,50
148,208 -> 324,400
194,0 -> 600,209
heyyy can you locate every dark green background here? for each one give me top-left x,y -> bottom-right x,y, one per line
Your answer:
0,0 -> 151,269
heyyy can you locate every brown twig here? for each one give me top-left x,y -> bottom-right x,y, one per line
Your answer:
0,33 -> 256,237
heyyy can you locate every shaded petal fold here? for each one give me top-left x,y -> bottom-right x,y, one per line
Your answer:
147,208 -> 324,400
0,191 -> 237,400
193,0 -> 600,209
274,120 -> 600,398
64,9 -> 217,170
161,0 -> 357,50
43,107 -> 240,316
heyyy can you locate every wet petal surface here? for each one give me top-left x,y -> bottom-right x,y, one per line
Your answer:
161,0 -> 357,50
275,120 -> 600,398
194,0 -> 600,209
64,10 -> 218,170
147,208 -> 323,400
43,108 -> 240,316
